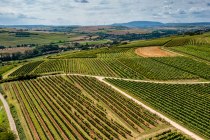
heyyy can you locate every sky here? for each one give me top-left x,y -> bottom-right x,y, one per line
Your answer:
0,0 -> 210,25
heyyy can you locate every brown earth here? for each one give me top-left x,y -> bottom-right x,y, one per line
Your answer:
73,26 -> 150,35
70,35 -> 99,41
135,46 -> 177,57
0,47 -> 33,54
108,29 -> 150,35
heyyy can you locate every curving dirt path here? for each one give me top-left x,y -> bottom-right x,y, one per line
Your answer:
51,73 -> 210,85
97,77 -> 204,140
41,73 -> 209,140
0,93 -> 19,140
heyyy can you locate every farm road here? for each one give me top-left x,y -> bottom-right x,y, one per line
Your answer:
0,93 -> 19,140
41,73 -> 207,140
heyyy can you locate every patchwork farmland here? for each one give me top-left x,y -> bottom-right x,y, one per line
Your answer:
2,75 -> 176,140
106,78 -> 210,139
1,33 -> 210,140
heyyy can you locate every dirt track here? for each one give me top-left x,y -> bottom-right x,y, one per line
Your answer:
68,74 -> 205,140
135,46 -> 177,57
0,93 -> 19,140
97,77 -> 204,140
36,73 -> 210,140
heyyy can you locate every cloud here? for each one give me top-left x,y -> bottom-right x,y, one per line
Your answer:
17,14 -> 40,20
164,0 -> 174,5
74,0 -> 89,3
0,0 -> 209,25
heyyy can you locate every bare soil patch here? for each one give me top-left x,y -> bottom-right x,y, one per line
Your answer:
108,29 -> 150,35
135,46 -> 177,57
0,47 -> 33,54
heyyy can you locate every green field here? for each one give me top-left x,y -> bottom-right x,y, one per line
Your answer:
33,59 -> 146,79
0,65 -> 15,76
2,75 -> 171,140
52,47 -> 138,59
1,32 -> 210,140
106,79 -> 210,139
0,100 -> 9,128
78,39 -> 111,45
0,32 -> 72,47
152,57 -> 210,80
10,56 -> 210,80
9,61 -> 43,77
149,129 -> 191,140
164,35 -> 210,47
118,38 -> 171,48
170,45 -> 210,61
49,37 -> 171,59
0,99 -> 16,140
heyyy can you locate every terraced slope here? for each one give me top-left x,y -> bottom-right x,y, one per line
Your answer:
10,56 -> 210,80
2,75 -> 170,140
170,45 -> 210,62
149,129 -> 191,140
106,79 -> 210,139
164,36 -> 209,47
9,61 -> 43,77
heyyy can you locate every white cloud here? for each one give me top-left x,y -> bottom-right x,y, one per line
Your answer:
0,0 -> 209,25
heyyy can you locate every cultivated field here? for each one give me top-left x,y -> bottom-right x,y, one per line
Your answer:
0,100 -> 9,128
170,45 -> 210,61
148,129 -> 191,140
2,75 -> 174,140
10,56 -> 210,80
0,47 -> 33,54
0,65 -> 15,76
9,61 -> 43,77
1,32 -> 210,140
135,46 -> 177,57
106,79 -> 210,139
72,26 -> 150,35
118,38 -> 171,48
164,36 -> 210,47
0,32 -> 72,47
52,47 -> 138,59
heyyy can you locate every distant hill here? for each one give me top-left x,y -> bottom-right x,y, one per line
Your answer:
112,21 -> 210,28
1,22 -> 210,30
112,21 -> 164,28
165,22 -> 210,27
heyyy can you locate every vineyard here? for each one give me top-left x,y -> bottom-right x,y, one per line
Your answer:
53,47 -> 138,59
149,129 -> 191,140
97,48 -> 138,58
2,75 -> 169,140
117,58 -> 197,80
153,57 -> 210,80
9,61 -> 43,77
164,36 -> 209,47
118,38 -> 171,48
0,65 -> 15,76
22,58 -> 195,80
33,59 -> 143,79
51,38 -> 170,59
106,79 -> 210,139
170,45 -> 210,62
2,31 -> 210,140
10,56 -> 210,80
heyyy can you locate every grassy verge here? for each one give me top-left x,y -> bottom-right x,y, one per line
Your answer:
10,105 -> 26,140
0,100 -> 9,128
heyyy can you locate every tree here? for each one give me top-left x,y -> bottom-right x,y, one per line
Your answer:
0,125 -> 16,140
0,132 -> 16,140
0,46 -> 5,49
